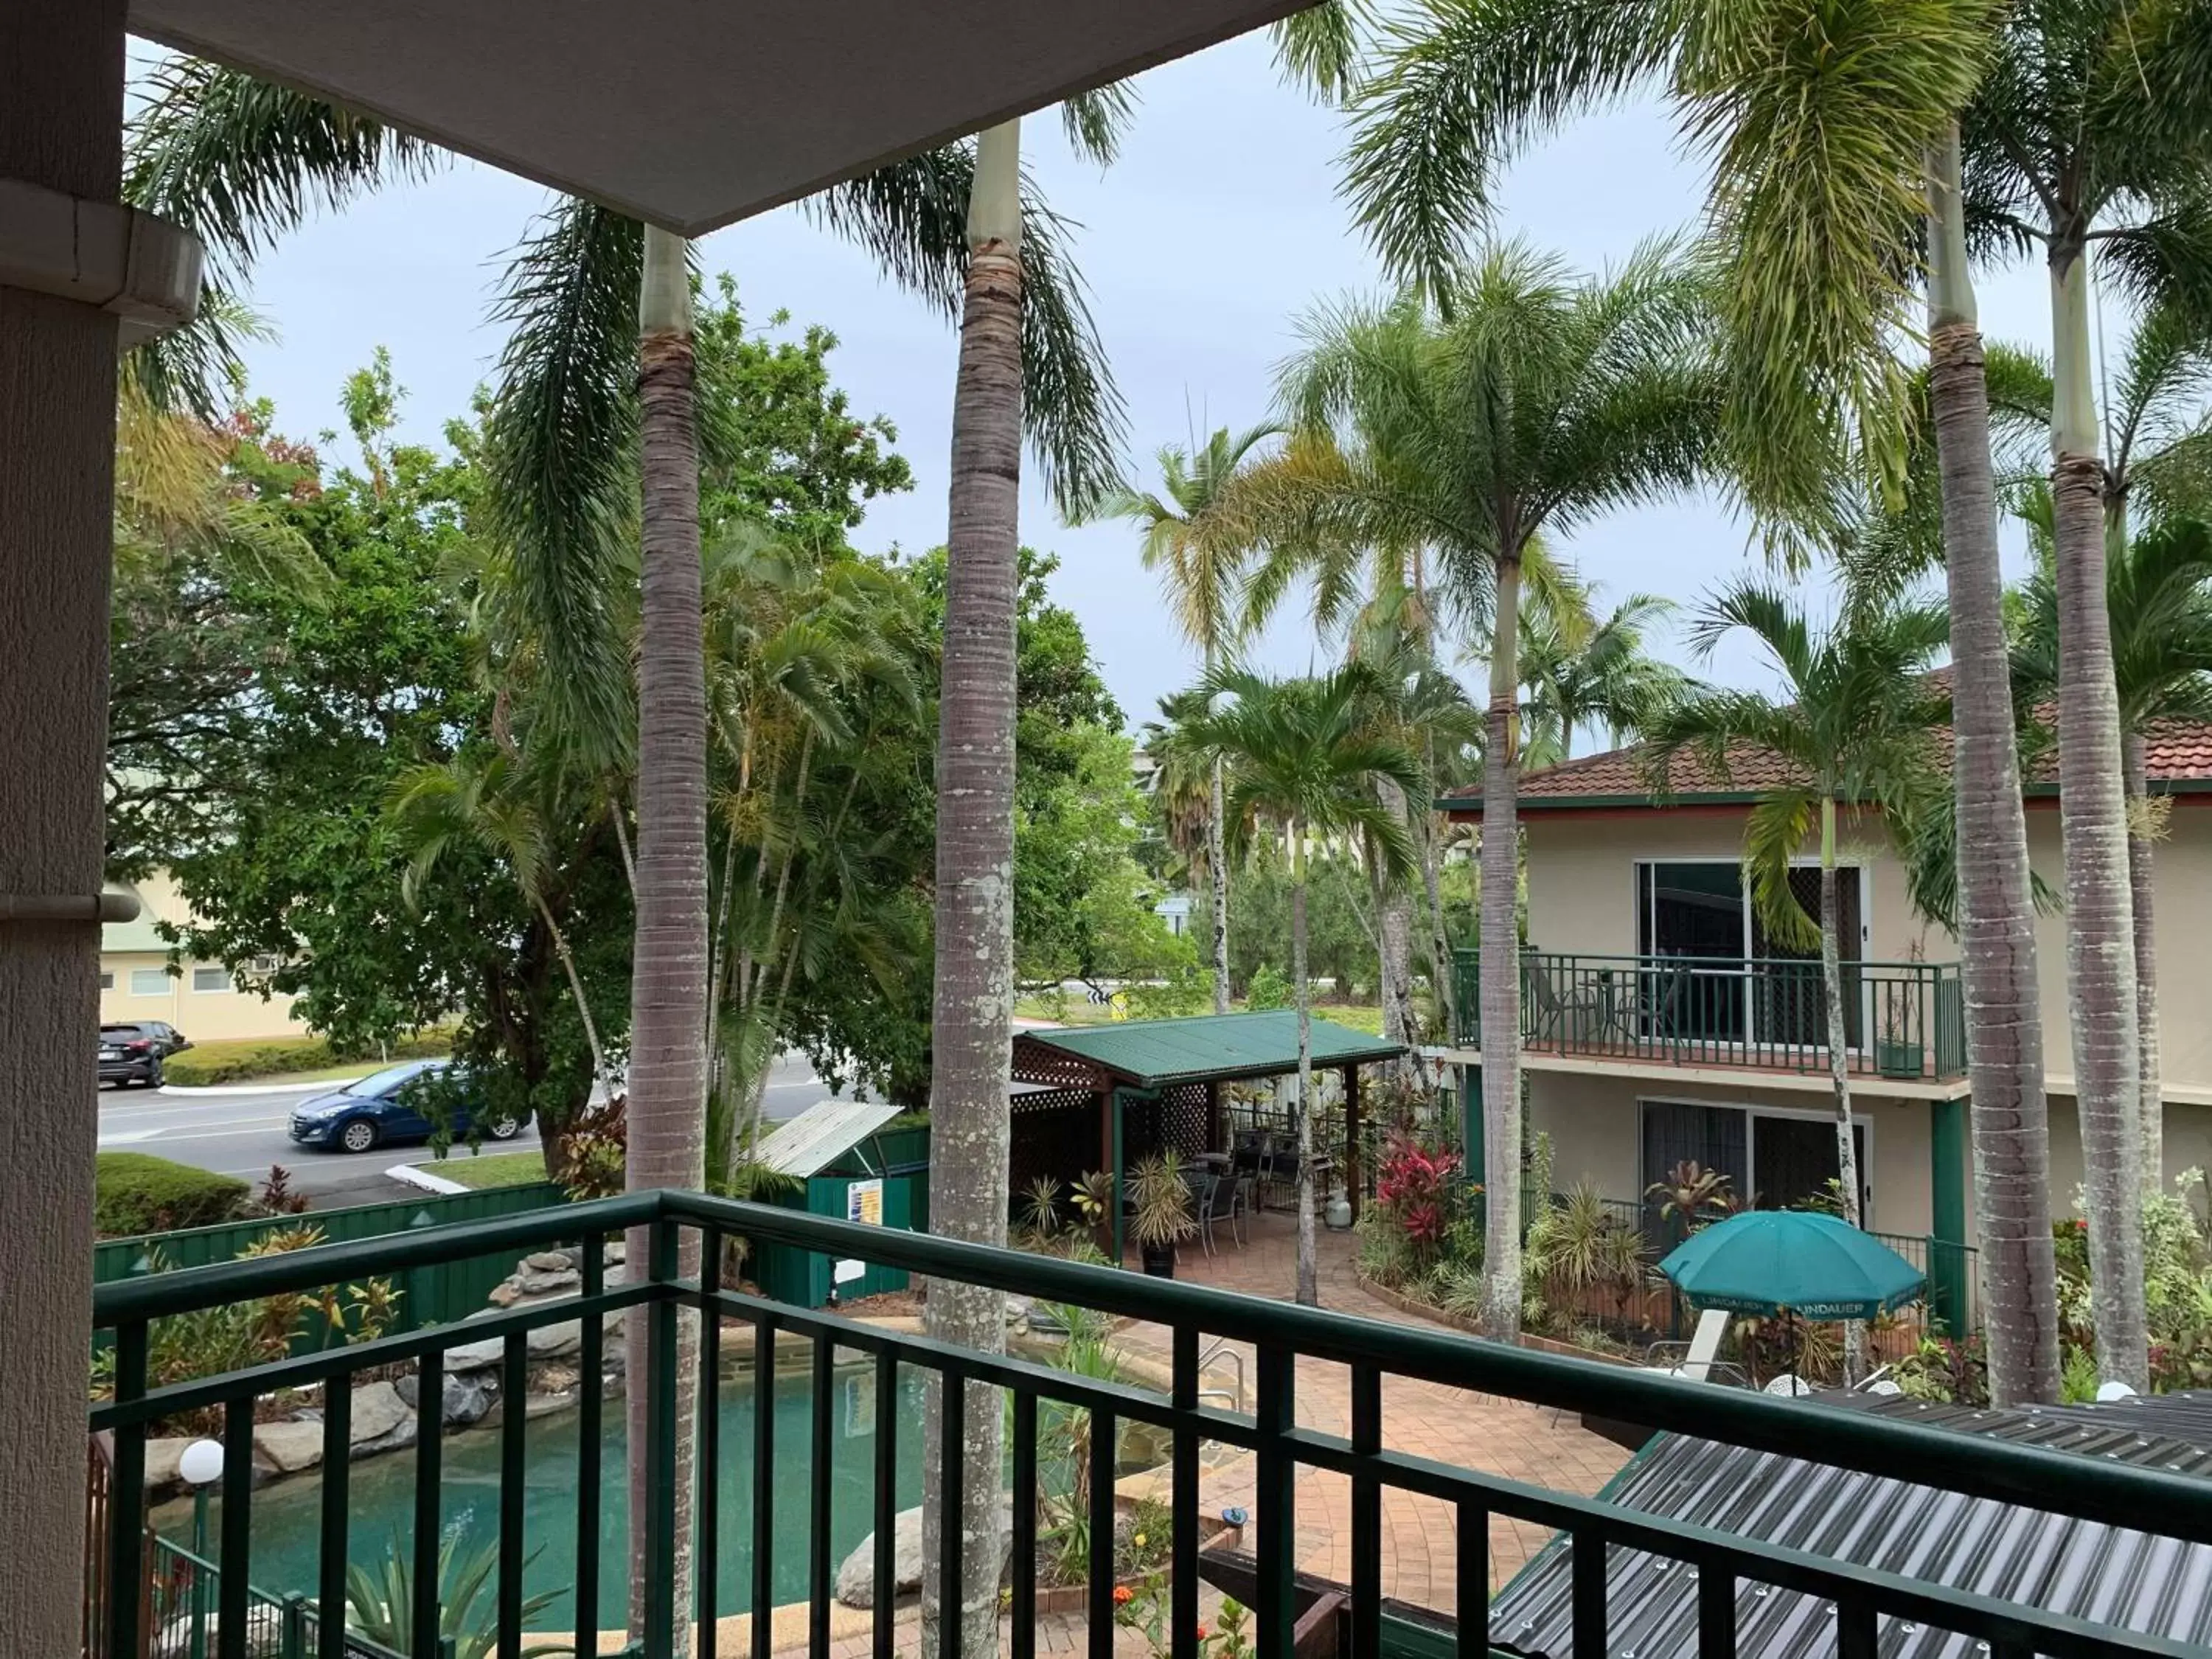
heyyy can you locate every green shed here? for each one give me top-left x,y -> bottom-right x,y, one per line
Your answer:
746,1099 -> 929,1309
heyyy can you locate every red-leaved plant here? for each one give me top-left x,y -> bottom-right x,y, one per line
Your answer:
1375,1132 -> 1461,1272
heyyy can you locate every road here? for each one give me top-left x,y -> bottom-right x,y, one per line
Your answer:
94,1052 -> 830,1206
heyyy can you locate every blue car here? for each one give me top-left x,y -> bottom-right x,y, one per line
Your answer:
288,1060 -> 526,1155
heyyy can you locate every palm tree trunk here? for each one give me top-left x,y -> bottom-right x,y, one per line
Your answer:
1924,127 -> 2060,1407
2049,240 -> 2149,1391
703,815 -> 741,1102
608,795 -> 637,895
533,893 -> 609,1084
1819,800 -> 1865,1385
920,116 -> 1020,1659
1422,733 -> 1458,1048
1210,751 -> 1231,1015
1292,824 -> 1318,1307
1479,549 -> 1524,1340
1376,776 -> 1418,1077
2124,733 -> 2163,1194
625,221 -> 706,1646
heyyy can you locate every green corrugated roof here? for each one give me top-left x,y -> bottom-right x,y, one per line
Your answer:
1016,1010 -> 1404,1089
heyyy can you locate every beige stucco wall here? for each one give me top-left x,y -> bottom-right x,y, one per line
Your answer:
1528,1068 -> 1939,1236
99,870 -> 306,1043
1522,799 -> 2212,1099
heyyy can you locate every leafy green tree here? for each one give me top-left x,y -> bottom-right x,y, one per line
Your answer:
1185,664 -> 1419,1306
1079,422 -> 1281,1012
1646,578 -> 1951,1380
1229,238 -> 1717,1338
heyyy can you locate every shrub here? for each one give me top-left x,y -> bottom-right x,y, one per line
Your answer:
1244,965 -> 1293,1011
161,1028 -> 453,1086
94,1152 -> 249,1237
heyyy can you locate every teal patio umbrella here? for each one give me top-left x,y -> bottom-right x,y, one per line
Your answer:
1658,1209 -> 1925,1322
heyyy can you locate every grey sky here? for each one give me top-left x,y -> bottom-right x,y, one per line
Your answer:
220,29 -> 2065,742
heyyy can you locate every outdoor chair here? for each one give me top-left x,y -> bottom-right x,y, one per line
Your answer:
1196,1166 -> 1247,1254
1641,1307 -> 1749,1387
1523,964 -> 1596,1046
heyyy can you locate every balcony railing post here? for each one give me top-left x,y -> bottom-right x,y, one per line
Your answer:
644,1216 -> 682,1659
1253,1343 -> 1296,1659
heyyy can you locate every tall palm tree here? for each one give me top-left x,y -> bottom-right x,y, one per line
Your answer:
1518,586 -> 1685,766
1077,421 -> 1281,1013
1341,0 -> 2063,1405
1946,0 -> 2212,1394
1185,664 -> 1419,1304
1225,238 -> 1718,1337
2016,515 -> 2212,1200
1647,579 -> 1952,1381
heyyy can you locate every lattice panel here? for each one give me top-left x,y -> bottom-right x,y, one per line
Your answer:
1009,1086 -> 1102,1203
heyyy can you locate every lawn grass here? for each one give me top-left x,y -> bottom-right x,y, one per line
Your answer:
164,1028 -> 453,1086
419,1149 -> 549,1189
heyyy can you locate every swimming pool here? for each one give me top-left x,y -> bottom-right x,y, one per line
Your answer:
161,1365 -> 929,1624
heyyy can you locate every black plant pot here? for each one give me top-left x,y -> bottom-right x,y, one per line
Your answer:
1139,1242 -> 1176,1279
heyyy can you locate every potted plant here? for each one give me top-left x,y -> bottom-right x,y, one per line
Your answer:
1129,1152 -> 1197,1278
1874,984 -> 1924,1079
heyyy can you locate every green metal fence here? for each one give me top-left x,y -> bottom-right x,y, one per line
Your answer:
145,1536 -> 412,1659
1453,948 -> 1968,1080
88,1189 -> 2203,1659
94,1183 -> 571,1347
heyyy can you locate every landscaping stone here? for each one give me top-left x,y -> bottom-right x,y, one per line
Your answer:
526,1319 -> 582,1359
250,1420 -> 324,1476
143,1436 -> 190,1493
397,1368 -> 496,1428
153,1610 -> 285,1659
524,1251 -> 573,1272
445,1334 -> 507,1373
513,1265 -> 580,1295
348,1381 -> 416,1455
834,1501 -> 1012,1610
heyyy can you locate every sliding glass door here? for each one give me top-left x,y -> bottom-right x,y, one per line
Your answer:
1634,860 -> 1863,1051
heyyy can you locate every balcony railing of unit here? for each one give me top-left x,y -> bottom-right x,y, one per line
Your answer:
89,1190 -> 2202,1659
1451,949 -> 1967,1080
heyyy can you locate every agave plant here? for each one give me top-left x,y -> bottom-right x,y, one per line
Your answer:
344,1529 -> 566,1659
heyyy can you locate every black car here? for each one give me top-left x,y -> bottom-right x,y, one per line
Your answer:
97,1021 -> 192,1088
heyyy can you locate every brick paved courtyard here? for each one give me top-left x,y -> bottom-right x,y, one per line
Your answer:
729,1212 -> 1632,1658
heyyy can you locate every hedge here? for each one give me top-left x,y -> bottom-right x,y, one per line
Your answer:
94,1152 -> 250,1237
162,1028 -> 453,1086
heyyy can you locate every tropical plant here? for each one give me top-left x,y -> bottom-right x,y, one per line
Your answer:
1183,664 -> 1420,1304
1078,422 -> 1281,1014
1340,0 -> 2059,1409
1128,1152 -> 1200,1256
1945,0 -> 2212,1399
1646,577 -> 1951,1379
1373,1132 -> 1464,1281
1228,238 -> 1717,1336
1517,586 -> 1686,767
344,1530 -> 566,1659
1644,1161 -> 1736,1232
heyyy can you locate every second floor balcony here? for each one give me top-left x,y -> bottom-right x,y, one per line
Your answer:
1452,949 -> 1968,1082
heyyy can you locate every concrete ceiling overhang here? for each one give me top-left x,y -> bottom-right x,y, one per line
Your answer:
128,0 -> 1310,236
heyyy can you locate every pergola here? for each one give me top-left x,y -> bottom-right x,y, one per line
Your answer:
1009,1011 -> 1406,1258
0,1 -> 1302,1646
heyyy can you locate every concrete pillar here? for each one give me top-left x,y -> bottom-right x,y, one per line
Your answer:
0,3 -> 126,1649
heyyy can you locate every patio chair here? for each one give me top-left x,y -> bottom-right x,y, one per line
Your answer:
1196,1168 -> 1248,1254
1641,1307 -> 1747,1386
1523,965 -> 1595,1046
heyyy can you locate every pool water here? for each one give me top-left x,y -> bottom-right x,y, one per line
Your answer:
162,1366 -> 929,1624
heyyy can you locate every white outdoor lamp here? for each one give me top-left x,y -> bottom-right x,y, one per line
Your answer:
179,1438 -> 226,1659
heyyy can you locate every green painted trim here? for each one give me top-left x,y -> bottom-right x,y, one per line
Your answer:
1461,1064 -> 1484,1186
1930,1096 -> 1971,1332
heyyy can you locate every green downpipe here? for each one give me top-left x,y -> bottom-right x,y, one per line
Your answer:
1930,1096 -> 1970,1333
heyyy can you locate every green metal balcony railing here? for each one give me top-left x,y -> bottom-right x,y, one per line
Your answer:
88,1189 -> 2204,1659
1452,949 -> 1968,1080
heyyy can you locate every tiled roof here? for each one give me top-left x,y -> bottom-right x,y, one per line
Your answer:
1441,681 -> 2212,813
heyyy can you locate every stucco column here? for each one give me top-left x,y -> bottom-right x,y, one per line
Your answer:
0,1 -> 127,1649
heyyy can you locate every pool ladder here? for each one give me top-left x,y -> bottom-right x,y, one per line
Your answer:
1194,1340 -> 1246,1414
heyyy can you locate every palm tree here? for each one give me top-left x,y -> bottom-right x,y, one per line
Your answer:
2016,515 -> 2212,1200
1077,422 -> 1280,1014
1518,586 -> 1685,767
387,751 -> 613,1090
1647,578 -> 1952,1381
1947,0 -> 2212,1395
1185,664 -> 1419,1304
1341,0 -> 2062,1406
1225,237 -> 1718,1338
